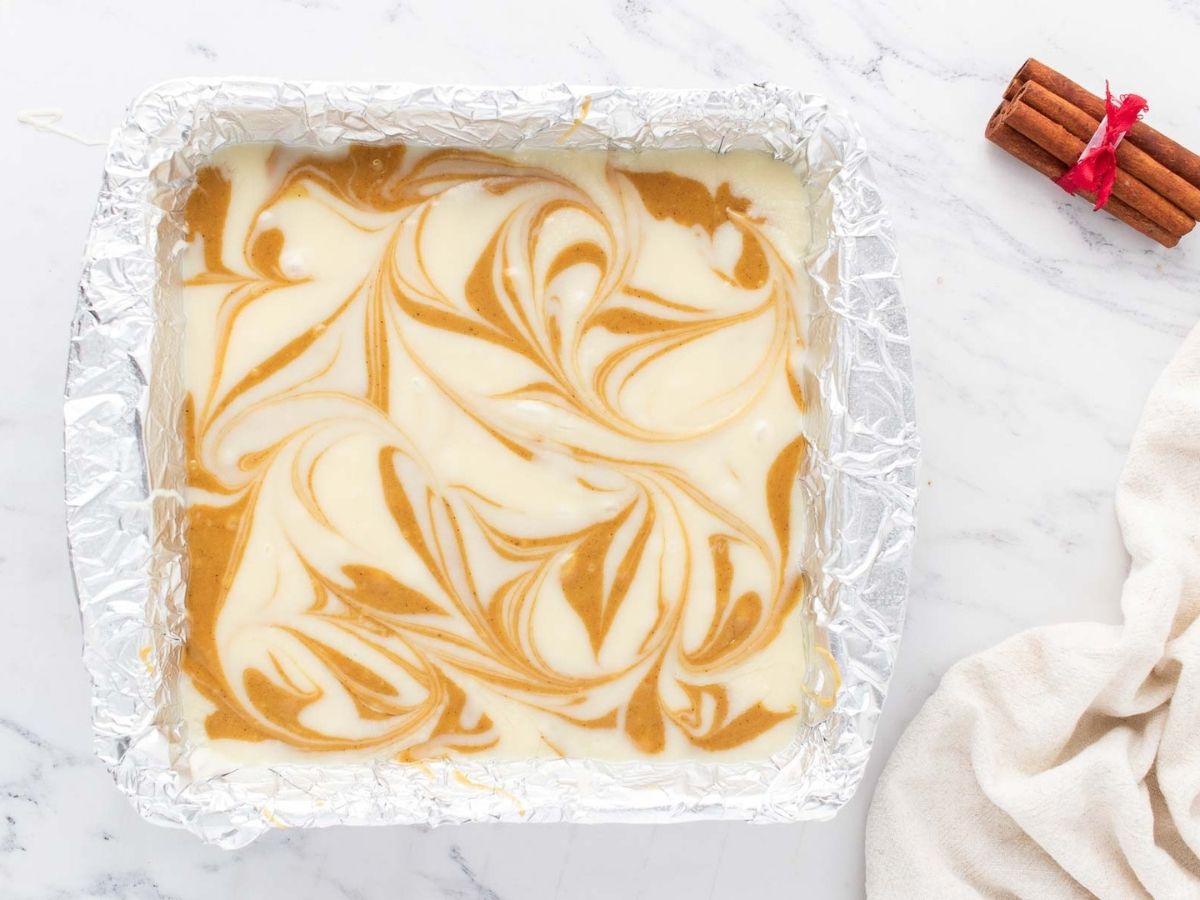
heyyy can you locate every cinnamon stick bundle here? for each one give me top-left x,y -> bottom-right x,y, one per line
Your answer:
986,59 -> 1200,247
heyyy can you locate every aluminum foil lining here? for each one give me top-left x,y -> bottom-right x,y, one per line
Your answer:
64,80 -> 918,848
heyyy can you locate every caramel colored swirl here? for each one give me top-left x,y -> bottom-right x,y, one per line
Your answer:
179,143 -> 836,762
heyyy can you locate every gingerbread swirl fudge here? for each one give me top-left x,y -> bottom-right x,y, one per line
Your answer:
179,142 -> 837,764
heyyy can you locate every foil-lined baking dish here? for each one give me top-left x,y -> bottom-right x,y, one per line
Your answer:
64,80 -> 918,848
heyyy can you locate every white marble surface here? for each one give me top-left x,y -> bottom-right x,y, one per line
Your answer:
3,0 -> 1200,897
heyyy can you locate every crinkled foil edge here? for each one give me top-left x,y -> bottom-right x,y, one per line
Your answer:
64,80 -> 918,847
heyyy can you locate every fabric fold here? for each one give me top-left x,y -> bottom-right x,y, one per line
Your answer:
866,322 -> 1200,898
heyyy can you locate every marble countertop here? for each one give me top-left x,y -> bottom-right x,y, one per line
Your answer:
4,0 -> 1200,897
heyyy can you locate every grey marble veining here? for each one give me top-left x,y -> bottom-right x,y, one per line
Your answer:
2,0 -> 1199,897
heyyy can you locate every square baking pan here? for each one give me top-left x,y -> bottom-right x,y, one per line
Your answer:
65,80 -> 917,847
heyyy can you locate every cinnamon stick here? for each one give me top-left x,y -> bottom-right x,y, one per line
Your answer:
984,117 -> 1180,248
1006,58 -> 1200,190
990,97 -> 1194,240
1014,81 -> 1200,221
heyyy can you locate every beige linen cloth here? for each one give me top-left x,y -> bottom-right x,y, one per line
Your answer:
866,323 -> 1200,899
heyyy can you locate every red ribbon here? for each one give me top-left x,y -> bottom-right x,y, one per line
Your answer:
1054,83 -> 1148,210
